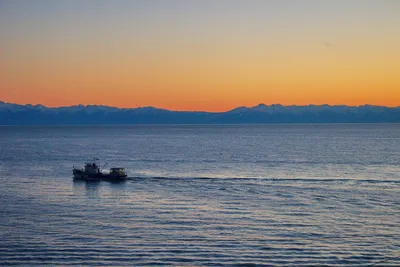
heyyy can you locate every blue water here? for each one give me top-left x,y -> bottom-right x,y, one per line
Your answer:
0,124 -> 399,266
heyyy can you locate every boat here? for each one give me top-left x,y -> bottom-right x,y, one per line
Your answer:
73,159 -> 127,181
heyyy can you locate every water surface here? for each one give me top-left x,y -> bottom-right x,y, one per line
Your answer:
0,124 -> 399,266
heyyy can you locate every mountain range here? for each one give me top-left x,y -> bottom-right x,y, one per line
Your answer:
1,101 -> 399,125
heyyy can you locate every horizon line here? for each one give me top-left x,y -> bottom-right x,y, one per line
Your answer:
1,100 -> 399,113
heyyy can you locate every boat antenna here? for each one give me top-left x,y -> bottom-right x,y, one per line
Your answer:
101,163 -> 107,171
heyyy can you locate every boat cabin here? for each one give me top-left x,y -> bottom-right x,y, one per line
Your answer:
110,168 -> 127,176
84,162 -> 100,174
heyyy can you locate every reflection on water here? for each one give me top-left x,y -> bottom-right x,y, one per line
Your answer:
0,125 -> 399,266
2,178 -> 400,266
73,179 -> 127,198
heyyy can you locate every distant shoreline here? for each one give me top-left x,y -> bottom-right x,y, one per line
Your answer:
1,123 -> 400,127
1,101 -> 399,125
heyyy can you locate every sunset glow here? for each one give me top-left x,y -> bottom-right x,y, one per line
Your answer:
1,1 -> 399,111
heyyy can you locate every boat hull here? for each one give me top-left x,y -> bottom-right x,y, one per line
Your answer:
73,170 -> 127,181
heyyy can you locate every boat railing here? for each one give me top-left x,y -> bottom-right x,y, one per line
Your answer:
72,165 -> 84,171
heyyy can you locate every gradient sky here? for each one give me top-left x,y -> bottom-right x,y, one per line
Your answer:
1,0 -> 399,111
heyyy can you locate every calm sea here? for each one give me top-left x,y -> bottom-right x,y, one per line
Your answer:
0,124 -> 399,266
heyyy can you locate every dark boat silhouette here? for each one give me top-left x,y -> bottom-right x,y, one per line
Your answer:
73,159 -> 127,181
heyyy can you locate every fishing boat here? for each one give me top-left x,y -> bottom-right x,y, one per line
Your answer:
73,159 -> 127,181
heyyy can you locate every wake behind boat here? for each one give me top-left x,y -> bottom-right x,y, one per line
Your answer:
73,159 -> 127,181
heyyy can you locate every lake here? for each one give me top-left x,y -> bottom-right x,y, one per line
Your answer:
0,124 -> 399,266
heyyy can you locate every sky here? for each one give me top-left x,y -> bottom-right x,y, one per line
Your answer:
0,0 -> 399,111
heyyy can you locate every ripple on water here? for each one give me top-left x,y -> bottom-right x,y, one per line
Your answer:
1,124 -> 399,266
0,176 -> 399,266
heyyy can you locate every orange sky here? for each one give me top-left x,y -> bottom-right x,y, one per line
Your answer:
0,1 -> 399,111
